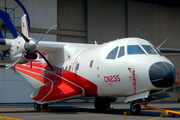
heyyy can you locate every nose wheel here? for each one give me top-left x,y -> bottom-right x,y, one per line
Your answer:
130,101 -> 141,115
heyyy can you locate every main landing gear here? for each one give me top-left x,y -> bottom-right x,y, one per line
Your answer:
94,98 -> 110,111
94,97 -> 117,111
94,97 -> 111,111
34,102 -> 48,111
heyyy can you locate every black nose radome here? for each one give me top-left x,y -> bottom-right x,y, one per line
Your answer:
149,62 -> 176,88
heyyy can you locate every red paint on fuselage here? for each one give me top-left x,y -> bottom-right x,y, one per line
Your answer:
15,60 -> 98,103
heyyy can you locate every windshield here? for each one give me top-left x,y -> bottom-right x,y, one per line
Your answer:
142,45 -> 157,54
106,47 -> 119,59
152,46 -> 164,56
127,45 -> 145,54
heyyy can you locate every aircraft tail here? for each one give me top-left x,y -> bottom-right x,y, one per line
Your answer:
21,14 -> 29,37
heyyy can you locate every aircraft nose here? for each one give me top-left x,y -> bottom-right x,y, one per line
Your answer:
149,62 -> 176,88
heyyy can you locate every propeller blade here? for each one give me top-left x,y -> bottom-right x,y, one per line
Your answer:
5,58 -> 21,70
137,28 -> 145,39
37,24 -> 57,43
157,36 -> 171,49
15,26 -> 30,42
36,50 -> 54,73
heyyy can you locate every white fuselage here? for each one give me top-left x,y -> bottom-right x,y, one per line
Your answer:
51,38 -> 174,97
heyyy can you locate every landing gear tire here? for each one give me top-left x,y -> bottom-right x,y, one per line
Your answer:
34,102 -> 40,110
130,101 -> 141,115
34,102 -> 48,111
160,112 -> 165,118
94,98 -> 110,111
172,113 -> 176,118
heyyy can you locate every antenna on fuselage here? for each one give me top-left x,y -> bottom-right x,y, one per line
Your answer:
95,41 -> 97,45
137,28 -> 145,39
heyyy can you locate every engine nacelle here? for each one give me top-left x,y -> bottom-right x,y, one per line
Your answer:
9,36 -> 37,64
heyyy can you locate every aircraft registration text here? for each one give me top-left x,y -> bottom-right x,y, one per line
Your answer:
104,75 -> 120,83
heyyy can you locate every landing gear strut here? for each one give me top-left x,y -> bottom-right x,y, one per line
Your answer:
94,97 -> 111,111
130,101 -> 141,115
34,102 -> 48,111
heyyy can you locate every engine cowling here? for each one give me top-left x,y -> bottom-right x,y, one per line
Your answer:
9,36 -> 38,63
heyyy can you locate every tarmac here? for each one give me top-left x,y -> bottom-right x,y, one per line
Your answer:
0,102 -> 179,120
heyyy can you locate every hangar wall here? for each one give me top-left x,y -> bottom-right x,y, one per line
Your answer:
127,1 -> 180,76
0,0 -> 180,103
87,0 -> 126,44
0,0 -> 57,103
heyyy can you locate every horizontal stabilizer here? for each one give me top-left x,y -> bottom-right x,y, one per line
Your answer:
125,91 -> 149,103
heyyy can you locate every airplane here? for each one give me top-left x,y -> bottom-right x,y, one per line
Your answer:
0,14 -> 178,115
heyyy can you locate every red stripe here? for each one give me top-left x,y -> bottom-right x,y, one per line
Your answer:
15,60 -> 98,102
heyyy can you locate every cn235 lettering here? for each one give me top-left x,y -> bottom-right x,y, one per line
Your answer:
104,75 -> 120,83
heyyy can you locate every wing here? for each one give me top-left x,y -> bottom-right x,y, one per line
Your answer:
0,38 -> 12,51
37,41 -> 95,64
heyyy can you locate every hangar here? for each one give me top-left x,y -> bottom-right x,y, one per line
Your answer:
0,0 -> 180,103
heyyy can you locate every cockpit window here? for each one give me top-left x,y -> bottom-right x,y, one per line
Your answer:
128,45 -> 145,54
152,46 -> 164,56
142,45 -> 157,54
106,47 -> 119,59
117,46 -> 124,58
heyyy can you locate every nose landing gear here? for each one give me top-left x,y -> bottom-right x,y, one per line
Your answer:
130,101 -> 141,115
136,101 -> 180,117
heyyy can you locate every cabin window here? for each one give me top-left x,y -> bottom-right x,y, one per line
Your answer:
55,69 -> 57,74
90,60 -> 93,68
117,46 -> 125,58
142,45 -> 157,54
41,72 -> 43,77
61,67 -> 64,74
58,68 -> 61,74
65,66 -> 68,73
76,63 -> 79,70
106,47 -> 119,59
128,45 -> 145,54
68,65 -> 71,72
49,72 -> 51,76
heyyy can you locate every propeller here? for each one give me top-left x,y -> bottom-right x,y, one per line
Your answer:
156,36 -> 171,49
7,25 -> 57,73
5,58 -> 21,70
137,28 -> 145,39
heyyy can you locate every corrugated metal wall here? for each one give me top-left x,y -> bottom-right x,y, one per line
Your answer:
57,0 -> 87,43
